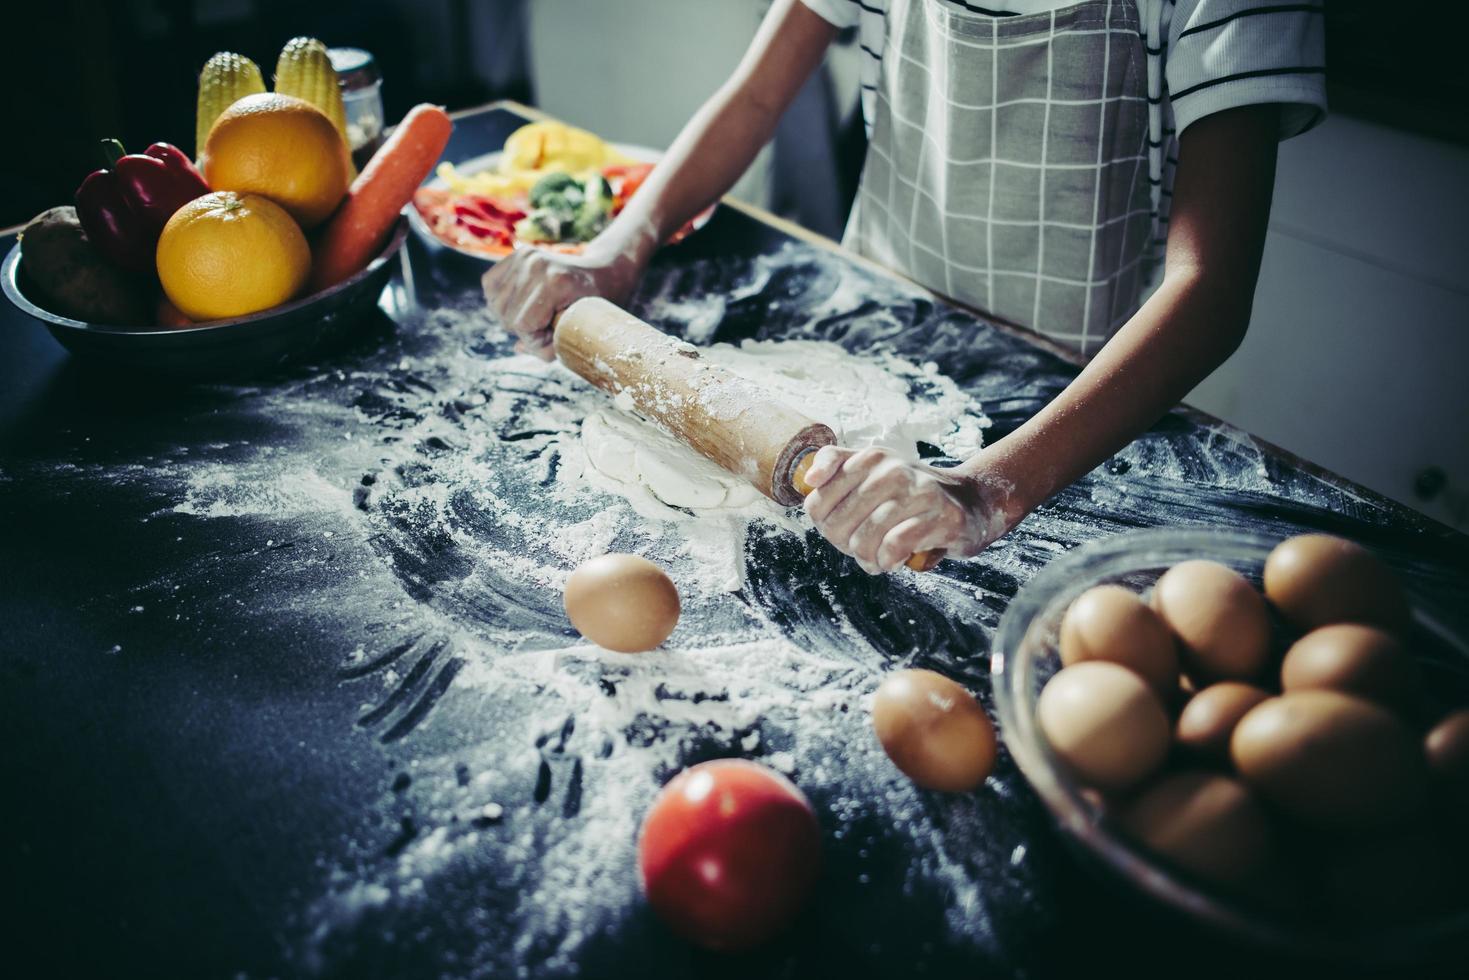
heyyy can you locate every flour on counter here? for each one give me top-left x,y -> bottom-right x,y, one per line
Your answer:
305,621 -> 1012,975
143,266 -> 992,596
172,463 -> 353,519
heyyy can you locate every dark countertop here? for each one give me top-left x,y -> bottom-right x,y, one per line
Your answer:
3,104 -> 1466,979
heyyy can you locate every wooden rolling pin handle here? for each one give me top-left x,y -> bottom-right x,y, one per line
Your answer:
770,423 -> 836,506
789,451 -> 945,573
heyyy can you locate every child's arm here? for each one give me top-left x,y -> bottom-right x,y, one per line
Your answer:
804,104 -> 1282,573
484,0 -> 837,358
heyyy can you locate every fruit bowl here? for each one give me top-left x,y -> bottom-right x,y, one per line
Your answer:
990,527 -> 1469,966
1,215 -> 407,379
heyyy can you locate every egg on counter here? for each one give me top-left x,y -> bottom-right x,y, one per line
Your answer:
1280,623 -> 1421,713
1117,770 -> 1274,888
1263,534 -> 1409,633
1230,690 -> 1427,831
1059,584 -> 1178,694
563,553 -> 680,653
1152,560 -> 1271,683
1175,682 -> 1272,763
871,669 -> 997,792
1037,661 -> 1171,792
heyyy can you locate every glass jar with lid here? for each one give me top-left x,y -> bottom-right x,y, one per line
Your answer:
328,47 -> 384,171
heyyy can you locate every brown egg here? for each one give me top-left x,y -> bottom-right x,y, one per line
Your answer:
1059,585 -> 1179,694
1151,560 -> 1270,683
1425,708 -> 1469,790
1280,623 -> 1420,713
1176,682 -> 1272,762
1036,661 -> 1171,792
1263,534 -> 1409,633
562,553 -> 680,653
871,669 -> 997,792
1231,690 -> 1427,831
1117,771 -> 1273,888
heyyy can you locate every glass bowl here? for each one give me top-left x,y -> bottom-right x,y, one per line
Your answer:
990,527 -> 1469,965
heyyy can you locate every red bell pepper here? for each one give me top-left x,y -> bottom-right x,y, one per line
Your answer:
74,139 -> 209,275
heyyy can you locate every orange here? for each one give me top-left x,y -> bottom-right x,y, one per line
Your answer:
201,92 -> 351,229
156,191 -> 311,321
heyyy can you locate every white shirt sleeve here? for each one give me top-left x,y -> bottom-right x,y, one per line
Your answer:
1166,0 -> 1327,140
799,0 -> 861,30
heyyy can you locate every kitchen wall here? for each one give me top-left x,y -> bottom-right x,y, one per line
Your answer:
525,0 -> 775,206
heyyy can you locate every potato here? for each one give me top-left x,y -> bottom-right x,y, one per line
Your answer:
19,207 -> 152,325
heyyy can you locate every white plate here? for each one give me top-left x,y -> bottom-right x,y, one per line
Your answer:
407,143 -> 710,262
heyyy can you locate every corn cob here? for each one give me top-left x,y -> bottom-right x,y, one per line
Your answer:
274,37 -> 349,146
196,52 -> 266,156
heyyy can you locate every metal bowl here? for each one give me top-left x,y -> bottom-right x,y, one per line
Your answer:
990,527 -> 1469,967
1,216 -> 409,380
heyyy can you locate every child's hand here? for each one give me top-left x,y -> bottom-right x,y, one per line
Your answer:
482,238 -> 646,361
801,446 -> 1016,574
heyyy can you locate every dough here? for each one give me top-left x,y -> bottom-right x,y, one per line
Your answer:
581,410 -> 765,512
562,338 -> 987,524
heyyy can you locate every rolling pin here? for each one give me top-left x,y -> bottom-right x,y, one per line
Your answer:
554,297 -> 944,572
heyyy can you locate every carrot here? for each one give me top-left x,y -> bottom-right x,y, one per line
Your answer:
310,103 -> 453,291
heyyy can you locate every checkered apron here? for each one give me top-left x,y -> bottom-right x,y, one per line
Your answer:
844,0 -> 1154,354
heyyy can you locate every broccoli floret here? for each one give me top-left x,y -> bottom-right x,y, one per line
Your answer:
570,175 -> 613,241
519,173 -> 614,243
514,212 -> 565,243
529,171 -> 582,211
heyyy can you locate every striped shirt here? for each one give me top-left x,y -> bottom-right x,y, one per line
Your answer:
803,0 -> 1326,255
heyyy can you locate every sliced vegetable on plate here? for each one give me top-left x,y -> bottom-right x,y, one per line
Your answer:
408,121 -> 707,260
412,188 -> 523,255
